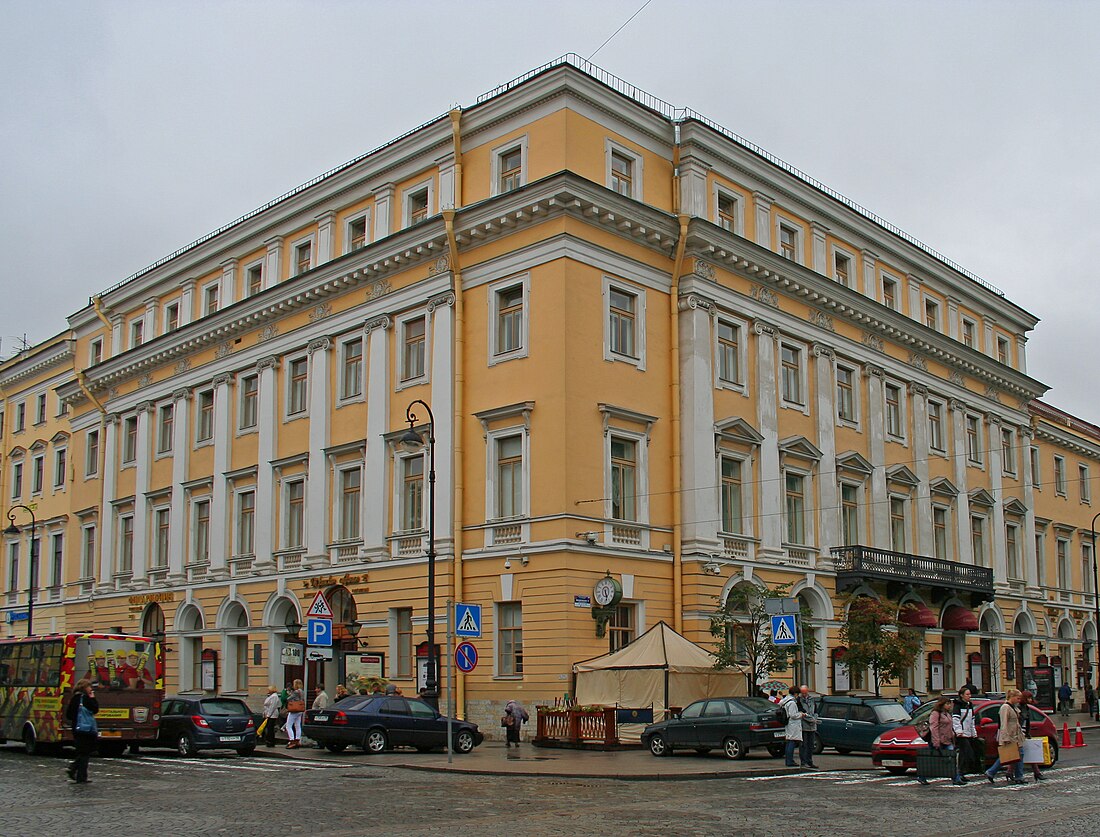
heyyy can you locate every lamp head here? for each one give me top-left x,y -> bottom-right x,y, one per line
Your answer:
3,522 -> 19,536
400,428 -> 425,453
285,618 -> 302,639
346,620 -> 363,638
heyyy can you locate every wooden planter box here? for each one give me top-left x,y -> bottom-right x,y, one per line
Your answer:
532,706 -> 620,749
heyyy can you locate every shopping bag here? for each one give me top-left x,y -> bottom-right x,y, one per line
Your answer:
915,747 -> 957,779
1021,737 -> 1053,766
997,741 -> 1021,764
257,718 -> 268,737
959,737 -> 985,774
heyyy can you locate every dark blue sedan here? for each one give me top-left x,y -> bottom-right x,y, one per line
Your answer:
303,695 -> 483,754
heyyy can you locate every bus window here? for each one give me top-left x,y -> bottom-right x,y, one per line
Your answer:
0,645 -> 13,685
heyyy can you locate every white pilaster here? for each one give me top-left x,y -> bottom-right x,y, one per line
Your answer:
178,280 -> 195,327
209,373 -> 233,578
131,403 -> 153,585
951,400 -> 973,563
755,322 -> 782,558
110,316 -> 124,357
860,250 -> 877,300
168,389 -> 190,582
97,416 -> 119,590
1016,335 -> 1028,374
253,356 -> 280,570
679,158 -> 710,220
906,274 -> 922,321
437,153 -> 456,211
909,383 -> 933,556
428,293 -> 455,550
983,318 -> 997,358
305,338 -> 332,564
1020,426 -> 1039,593
264,237 -> 283,290
315,211 -> 336,264
813,344 -> 838,552
866,366 -> 889,547
143,299 -> 158,342
220,258 -> 238,308
363,317 -> 391,559
987,414 -> 1008,587
679,295 -> 719,552
752,192 -> 773,249
810,222 -> 828,276
374,183 -> 395,240
946,297 -> 960,341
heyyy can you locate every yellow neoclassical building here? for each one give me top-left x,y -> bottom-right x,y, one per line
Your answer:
1,56 -> 1098,729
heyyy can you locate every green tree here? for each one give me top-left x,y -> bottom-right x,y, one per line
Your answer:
710,582 -> 819,694
838,597 -> 922,697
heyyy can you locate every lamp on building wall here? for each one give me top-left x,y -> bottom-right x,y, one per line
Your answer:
4,504 -> 38,637
285,617 -> 302,639
345,620 -> 367,647
401,398 -> 438,710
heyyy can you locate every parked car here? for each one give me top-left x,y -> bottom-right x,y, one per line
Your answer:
641,697 -> 786,760
871,698 -> 1060,774
812,695 -> 912,754
303,695 -> 483,754
146,696 -> 257,757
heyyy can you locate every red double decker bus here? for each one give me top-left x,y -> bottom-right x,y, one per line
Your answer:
0,633 -> 164,755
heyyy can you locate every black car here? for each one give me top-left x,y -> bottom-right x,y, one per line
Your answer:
812,695 -> 911,754
147,696 -> 257,756
641,697 -> 786,759
303,695 -> 483,754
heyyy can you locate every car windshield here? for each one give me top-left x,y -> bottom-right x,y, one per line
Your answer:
875,704 -> 911,724
199,699 -> 250,716
908,703 -> 935,724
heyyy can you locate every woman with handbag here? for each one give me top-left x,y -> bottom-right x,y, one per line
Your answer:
285,679 -> 306,749
985,689 -> 1027,784
502,699 -> 529,748
65,678 -> 99,784
917,697 -> 959,785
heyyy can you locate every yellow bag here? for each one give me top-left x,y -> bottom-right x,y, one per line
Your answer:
257,718 -> 268,737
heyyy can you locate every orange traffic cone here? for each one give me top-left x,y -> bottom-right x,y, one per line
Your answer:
1074,722 -> 1086,748
1061,722 -> 1072,748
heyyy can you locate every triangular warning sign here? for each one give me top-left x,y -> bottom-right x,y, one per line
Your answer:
773,618 -> 795,642
307,591 -> 333,618
457,609 -> 479,634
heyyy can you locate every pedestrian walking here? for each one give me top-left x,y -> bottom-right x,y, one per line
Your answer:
502,699 -> 529,747
1057,682 -> 1073,717
284,679 -> 305,749
1019,690 -> 1043,782
65,678 -> 99,784
1084,680 -> 1096,719
779,686 -> 803,767
312,687 -> 330,711
261,684 -> 281,748
917,696 -> 959,785
902,688 -> 921,716
797,685 -> 819,769
985,689 -> 1027,784
951,687 -> 980,783
963,678 -> 979,698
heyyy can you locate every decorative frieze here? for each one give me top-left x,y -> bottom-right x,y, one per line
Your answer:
257,324 -> 279,343
365,279 -> 391,301
861,332 -> 884,353
949,370 -> 965,386
214,342 -> 233,359
907,352 -> 928,372
309,303 -> 332,322
809,310 -> 835,332
427,254 -> 450,276
138,374 -> 154,388
173,359 -> 191,375
984,384 -> 1001,401
692,260 -> 716,280
750,285 -> 779,308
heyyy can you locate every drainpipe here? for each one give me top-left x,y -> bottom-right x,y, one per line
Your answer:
91,295 -> 114,356
669,123 -> 688,634
443,108 -> 467,717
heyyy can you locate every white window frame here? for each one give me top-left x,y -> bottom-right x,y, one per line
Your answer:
829,243 -> 856,288
191,497 -> 211,564
997,335 -> 1011,366
156,403 -> 173,456
163,300 -> 180,333
932,502 -> 952,561
85,429 -> 99,477
1030,446 -> 1041,490
883,380 -> 907,443
782,467 -> 812,547
490,135 -> 528,197
923,295 -> 941,331
717,452 -> 752,537
89,338 -> 103,366
195,389 -> 215,446
152,506 -> 170,570
602,277 -> 646,370
604,427 -> 649,526
961,317 -> 978,349
927,398 -> 947,454
244,259 -> 265,296
401,178 -> 435,228
779,340 -> 808,413
835,361 -> 860,427
1056,537 -> 1071,588
881,272 -> 900,311
335,464 -> 363,542
10,460 -> 22,499
1035,530 -> 1046,587
775,218 -> 803,263
80,523 -> 96,579
485,426 -> 530,522
1001,427 -> 1017,477
1054,455 -> 1067,495
888,493 -> 910,552
285,354 -> 309,419
971,514 -> 989,568
291,233 -> 316,277
1006,522 -> 1022,580
712,184 -> 744,236
966,414 -> 984,466
130,318 -> 144,349
392,450 -> 426,534
237,372 -> 259,433
35,393 -> 46,425
714,315 -> 747,393
604,139 -> 644,200
121,416 -> 138,465
488,274 -> 529,365
117,512 -> 134,574
396,311 -> 430,389
235,489 -> 256,557
337,335 -> 365,403
31,454 -> 44,495
1080,463 -> 1092,504
344,210 -> 371,255
839,480 -> 863,547
53,446 -> 67,490
202,282 -> 220,317
281,478 -> 306,550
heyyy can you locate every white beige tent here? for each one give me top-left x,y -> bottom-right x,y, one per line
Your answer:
572,621 -> 745,736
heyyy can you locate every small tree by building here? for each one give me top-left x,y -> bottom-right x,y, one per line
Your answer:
838,597 -> 922,697
710,582 -> 819,695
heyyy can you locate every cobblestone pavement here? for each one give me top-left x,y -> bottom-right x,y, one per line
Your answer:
2,747 -> 1099,837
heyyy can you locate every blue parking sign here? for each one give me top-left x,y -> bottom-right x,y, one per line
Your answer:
308,617 -> 333,647
771,614 -> 798,647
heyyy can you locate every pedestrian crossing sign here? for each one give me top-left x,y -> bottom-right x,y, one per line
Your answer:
455,603 -> 482,638
771,614 -> 798,646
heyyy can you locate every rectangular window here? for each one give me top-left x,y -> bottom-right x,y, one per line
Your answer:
401,457 -> 424,531
193,500 -> 210,563
340,338 -> 363,399
610,151 -> 633,196
339,468 -> 362,540
924,299 -> 940,330
785,473 -> 806,545
971,516 -> 987,567
81,525 -> 96,579
402,317 -> 426,381
32,455 -> 44,494
85,430 -> 99,476
285,482 -> 304,548
1001,428 -> 1016,475
495,436 -> 523,519
287,358 -> 308,415
1084,544 -> 1095,594
6,543 -> 17,593
119,515 -> 134,573
395,608 -> 413,678
154,508 -> 170,569
130,319 -> 144,349
780,344 -> 803,405
15,402 -> 25,432
234,635 -> 249,692
836,366 -> 855,422
11,462 -> 22,499
834,252 -> 851,287
196,390 -> 214,442
122,416 -> 138,464
1054,456 -> 1066,495
164,302 -> 180,332
498,602 -> 523,676
1035,533 -> 1046,587
720,457 -> 743,535
716,320 -> 740,385
966,416 -> 983,464
36,394 -> 46,424
884,383 -> 902,438
608,604 -> 637,653
239,375 -> 258,430
295,241 -> 312,275
882,276 -> 898,310
53,449 -> 66,488
89,338 -> 103,366
717,193 -> 738,232
1080,464 -> 1091,503
495,284 -> 524,357
246,263 -> 264,296
997,336 -> 1010,365
203,284 -> 219,317
1030,446 -> 1041,488
50,533 -> 63,588
778,224 -> 798,260
890,496 -> 907,552
1056,538 -> 1070,588
408,188 -> 429,224
933,506 -> 949,560
158,404 -> 174,454
498,146 -> 523,193
608,287 -> 638,359
962,318 -> 976,349
1006,523 -> 1021,579
237,491 -> 255,556
610,437 -> 637,522
347,217 -> 368,253
928,400 -> 945,451
840,483 -> 860,546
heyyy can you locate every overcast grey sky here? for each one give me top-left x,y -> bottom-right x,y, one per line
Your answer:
2,0 -> 1097,420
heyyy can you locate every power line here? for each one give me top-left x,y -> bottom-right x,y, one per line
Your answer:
588,0 -> 654,60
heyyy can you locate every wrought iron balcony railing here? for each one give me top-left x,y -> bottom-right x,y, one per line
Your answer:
831,545 -> 994,602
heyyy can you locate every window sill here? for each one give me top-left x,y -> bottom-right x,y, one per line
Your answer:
716,379 -> 748,396
779,400 -> 809,416
836,417 -> 860,431
493,675 -> 524,681
395,375 -> 429,393
488,348 -> 528,367
335,395 -> 366,408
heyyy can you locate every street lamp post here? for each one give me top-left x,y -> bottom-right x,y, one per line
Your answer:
4,505 -> 38,637
401,399 -> 438,710
1091,511 -> 1099,722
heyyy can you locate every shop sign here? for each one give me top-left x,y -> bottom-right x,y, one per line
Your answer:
303,573 -> 367,590
280,644 -> 304,666
128,592 -> 175,605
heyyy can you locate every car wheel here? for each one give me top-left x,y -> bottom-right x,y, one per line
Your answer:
766,743 -> 785,758
177,733 -> 197,758
454,730 -> 476,754
326,743 -> 348,753
722,736 -> 746,760
364,729 -> 388,754
694,747 -> 711,755
21,727 -> 36,756
1047,737 -> 1059,765
835,747 -> 852,755
885,767 -> 908,776
812,733 -> 824,755
648,733 -> 669,757
238,746 -> 256,757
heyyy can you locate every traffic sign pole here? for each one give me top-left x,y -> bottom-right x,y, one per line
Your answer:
446,598 -> 453,764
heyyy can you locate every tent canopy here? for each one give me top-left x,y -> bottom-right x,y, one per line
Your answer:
573,620 -> 722,674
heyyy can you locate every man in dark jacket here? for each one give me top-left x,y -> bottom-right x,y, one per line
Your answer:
1058,682 -> 1073,716
65,678 -> 99,784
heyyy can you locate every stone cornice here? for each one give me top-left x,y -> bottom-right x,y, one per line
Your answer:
0,339 -> 75,390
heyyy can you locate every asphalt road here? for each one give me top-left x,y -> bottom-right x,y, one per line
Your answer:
2,734 -> 1098,837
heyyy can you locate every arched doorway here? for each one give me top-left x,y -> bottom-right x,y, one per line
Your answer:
175,603 -> 205,692
1012,611 -> 1036,690
316,586 -> 359,702
264,595 -> 302,691
218,600 -> 251,694
1057,618 -> 1076,689
141,603 -> 165,639
977,608 -> 1003,694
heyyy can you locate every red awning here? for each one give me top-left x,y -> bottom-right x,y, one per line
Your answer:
942,605 -> 979,631
899,603 -> 937,628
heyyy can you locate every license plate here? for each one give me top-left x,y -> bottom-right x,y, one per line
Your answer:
220,735 -> 242,742
882,759 -> 904,767
99,731 -> 121,738
773,731 -> 785,738
314,715 -> 329,722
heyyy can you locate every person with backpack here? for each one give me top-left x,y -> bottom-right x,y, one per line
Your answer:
917,696 -> 958,785
65,678 -> 99,784
502,699 -> 529,747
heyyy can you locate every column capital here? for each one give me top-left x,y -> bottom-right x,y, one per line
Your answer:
906,272 -> 923,287
812,342 -> 834,359
751,190 -> 774,208
985,412 -> 1003,427
950,398 -> 968,413
136,401 -> 156,414
753,320 -> 777,338
866,364 -> 885,379
678,292 -> 716,314
219,257 -> 239,270
427,291 -> 456,312
307,337 -> 332,355
314,209 -> 337,225
809,220 -> 829,235
172,388 -> 191,402
257,355 -> 280,371
365,315 -> 392,333
264,235 -> 284,250
860,248 -> 878,262
908,381 -> 928,396
212,372 -> 234,388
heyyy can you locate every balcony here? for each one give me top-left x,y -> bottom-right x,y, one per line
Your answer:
831,545 -> 994,606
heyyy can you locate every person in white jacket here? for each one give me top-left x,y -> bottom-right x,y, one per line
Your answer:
261,685 -> 281,748
951,687 -> 979,784
778,686 -> 804,768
